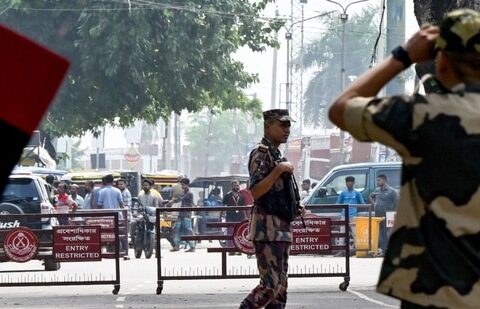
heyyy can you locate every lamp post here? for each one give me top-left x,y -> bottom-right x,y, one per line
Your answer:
326,0 -> 369,92
326,0 -> 369,163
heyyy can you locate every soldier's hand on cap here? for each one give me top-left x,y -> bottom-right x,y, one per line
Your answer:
404,24 -> 439,63
277,161 -> 294,174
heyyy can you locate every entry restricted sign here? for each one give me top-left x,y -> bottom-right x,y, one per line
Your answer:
233,214 -> 332,255
53,226 -> 101,262
290,215 -> 331,254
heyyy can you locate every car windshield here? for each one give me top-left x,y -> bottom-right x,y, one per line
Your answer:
1,178 -> 39,201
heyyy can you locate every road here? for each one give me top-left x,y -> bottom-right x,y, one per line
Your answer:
0,242 -> 400,308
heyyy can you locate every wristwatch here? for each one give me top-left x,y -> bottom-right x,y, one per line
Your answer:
391,45 -> 412,68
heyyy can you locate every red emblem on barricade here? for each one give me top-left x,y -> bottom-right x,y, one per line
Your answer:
233,220 -> 255,255
3,227 -> 39,262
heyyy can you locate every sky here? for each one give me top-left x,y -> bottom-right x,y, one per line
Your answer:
238,0 -> 418,110
86,0 -> 419,150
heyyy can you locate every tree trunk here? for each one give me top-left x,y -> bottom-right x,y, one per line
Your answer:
413,0 -> 480,92
414,0 -> 480,26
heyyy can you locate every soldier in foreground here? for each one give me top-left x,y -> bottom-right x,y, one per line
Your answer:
329,9 -> 480,308
239,109 -> 304,309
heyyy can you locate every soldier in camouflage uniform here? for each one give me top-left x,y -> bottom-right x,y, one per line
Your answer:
239,109 -> 300,309
330,9 -> 480,309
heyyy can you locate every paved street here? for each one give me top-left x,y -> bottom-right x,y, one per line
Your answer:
0,242 -> 400,309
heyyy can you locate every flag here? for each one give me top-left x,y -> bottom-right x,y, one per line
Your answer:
0,24 -> 69,194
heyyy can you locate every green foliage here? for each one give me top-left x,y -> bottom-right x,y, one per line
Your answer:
0,0 -> 281,136
297,7 -> 379,128
184,109 -> 262,176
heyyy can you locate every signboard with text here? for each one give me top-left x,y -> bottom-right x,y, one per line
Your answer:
233,214 -> 332,255
53,226 -> 101,262
85,218 -> 116,242
290,215 -> 332,255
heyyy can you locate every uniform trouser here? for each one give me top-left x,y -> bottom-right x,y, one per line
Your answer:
239,241 -> 290,309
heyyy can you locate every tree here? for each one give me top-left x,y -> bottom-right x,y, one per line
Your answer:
184,109 -> 262,177
0,0 -> 281,136
296,7 -> 379,128
413,1 -> 480,87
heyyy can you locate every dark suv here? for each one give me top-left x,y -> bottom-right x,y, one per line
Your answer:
0,174 -> 60,270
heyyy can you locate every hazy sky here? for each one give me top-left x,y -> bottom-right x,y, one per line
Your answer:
237,0 -> 418,110
91,0 -> 419,150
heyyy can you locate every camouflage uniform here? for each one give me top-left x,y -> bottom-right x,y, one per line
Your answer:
343,10 -> 480,308
240,110 -> 293,309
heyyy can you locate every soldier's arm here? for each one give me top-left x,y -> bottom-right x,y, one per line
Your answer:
250,163 -> 292,200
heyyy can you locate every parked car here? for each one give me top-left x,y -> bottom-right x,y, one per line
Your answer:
303,162 -> 401,216
0,174 -> 60,271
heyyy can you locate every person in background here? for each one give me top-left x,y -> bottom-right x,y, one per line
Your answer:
222,180 -> 246,255
300,179 -> 311,200
83,180 -> 95,209
311,182 -> 318,190
369,174 -> 398,256
138,179 -> 159,208
69,184 -> 84,209
168,178 -> 196,252
97,174 -> 124,211
117,178 -> 133,252
335,176 -> 365,256
55,182 -> 77,224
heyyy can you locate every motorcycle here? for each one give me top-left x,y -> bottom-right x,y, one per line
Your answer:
131,199 -> 156,259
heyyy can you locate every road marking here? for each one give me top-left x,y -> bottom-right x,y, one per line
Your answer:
116,297 -> 126,302
115,305 -> 124,309
348,289 -> 397,308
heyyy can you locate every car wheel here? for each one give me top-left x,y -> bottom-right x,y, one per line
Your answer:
0,202 -> 24,215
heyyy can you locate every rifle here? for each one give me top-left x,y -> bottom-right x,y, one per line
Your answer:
280,158 -> 306,229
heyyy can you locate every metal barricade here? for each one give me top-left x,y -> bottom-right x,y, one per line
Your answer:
0,211 -> 123,294
155,204 -> 351,294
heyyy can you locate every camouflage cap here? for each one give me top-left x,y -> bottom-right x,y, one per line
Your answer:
262,109 -> 295,122
436,9 -> 480,54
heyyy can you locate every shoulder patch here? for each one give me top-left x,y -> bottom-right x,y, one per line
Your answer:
257,143 -> 268,153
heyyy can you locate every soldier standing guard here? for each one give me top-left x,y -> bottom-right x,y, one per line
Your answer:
239,109 -> 305,309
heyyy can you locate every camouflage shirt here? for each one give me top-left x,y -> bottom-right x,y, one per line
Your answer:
344,82 -> 480,308
248,137 -> 292,242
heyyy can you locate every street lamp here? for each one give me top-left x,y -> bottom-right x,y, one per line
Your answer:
326,0 -> 370,91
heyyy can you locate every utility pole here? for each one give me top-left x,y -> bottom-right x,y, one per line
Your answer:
326,0 -> 369,163
270,8 -> 279,110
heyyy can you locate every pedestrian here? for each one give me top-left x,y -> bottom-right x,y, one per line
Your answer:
335,176 -> 365,255
138,179 -> 159,208
68,184 -> 84,209
328,9 -> 480,308
222,180 -> 246,255
300,179 -> 311,199
97,174 -> 124,211
54,182 -> 77,225
369,174 -> 398,256
168,178 -> 196,252
83,180 -> 95,209
117,178 -> 133,251
239,109 -> 305,309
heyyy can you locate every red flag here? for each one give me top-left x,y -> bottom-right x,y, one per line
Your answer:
0,24 -> 69,193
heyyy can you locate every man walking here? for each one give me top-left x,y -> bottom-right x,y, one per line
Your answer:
239,109 -> 304,309
369,174 -> 398,256
169,178 -> 196,252
329,9 -> 480,307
